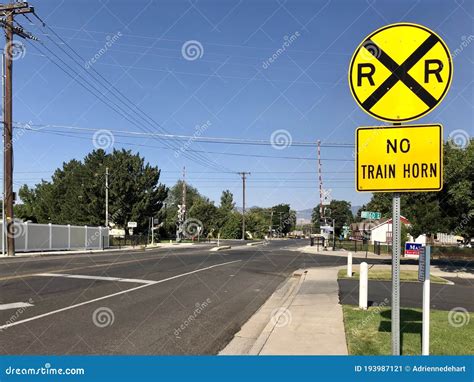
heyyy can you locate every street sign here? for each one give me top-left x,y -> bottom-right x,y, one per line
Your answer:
349,23 -> 452,122
361,211 -> 381,219
127,222 -> 137,228
356,124 -> 443,192
417,247 -> 430,282
405,242 -> 422,256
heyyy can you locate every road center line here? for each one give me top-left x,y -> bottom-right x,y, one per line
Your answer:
0,302 -> 34,311
35,273 -> 156,285
0,260 -> 241,330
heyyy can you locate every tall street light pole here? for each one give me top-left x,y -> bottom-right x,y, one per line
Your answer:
238,172 -> 250,240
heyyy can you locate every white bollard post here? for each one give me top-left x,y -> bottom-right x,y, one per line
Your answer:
347,252 -> 353,277
49,223 -> 53,250
359,262 -> 368,310
422,279 -> 430,355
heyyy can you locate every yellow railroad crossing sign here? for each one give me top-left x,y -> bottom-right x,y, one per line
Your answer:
349,23 -> 453,122
356,124 -> 443,192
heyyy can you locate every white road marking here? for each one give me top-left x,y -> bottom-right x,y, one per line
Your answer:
0,302 -> 34,311
0,259 -> 241,330
35,273 -> 156,285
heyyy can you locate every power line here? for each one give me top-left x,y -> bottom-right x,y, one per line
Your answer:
14,122 -> 354,147
21,128 -> 355,161
22,17 -> 229,173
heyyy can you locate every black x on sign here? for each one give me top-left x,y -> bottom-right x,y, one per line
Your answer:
349,23 -> 453,122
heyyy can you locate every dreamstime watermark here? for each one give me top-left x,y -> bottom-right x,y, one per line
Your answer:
272,211 -> 296,237
92,307 -> 115,328
360,40 -> 381,60
85,229 -> 102,248
270,129 -> 292,150
181,40 -> 204,61
5,363 -> 84,376
4,40 -> 26,61
452,35 -> 474,59
84,31 -> 122,69
6,219 -> 27,239
6,121 -> 32,152
270,307 -> 292,327
0,297 -> 34,332
262,31 -> 300,69
92,129 -> 115,150
452,211 -> 473,237
174,298 -> 212,337
448,129 -> 471,149
107,207 -> 123,227
448,307 -> 470,328
174,120 -> 211,158
351,298 -> 390,336
183,218 -> 204,238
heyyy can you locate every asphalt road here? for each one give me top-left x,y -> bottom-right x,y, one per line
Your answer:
0,240 -> 352,355
0,240 -> 469,355
338,278 -> 474,311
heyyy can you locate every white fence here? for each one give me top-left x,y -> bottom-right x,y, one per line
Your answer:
0,221 -> 109,252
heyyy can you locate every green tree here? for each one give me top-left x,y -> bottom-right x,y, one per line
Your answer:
188,197 -> 218,237
247,207 -> 271,238
271,204 -> 295,235
358,139 -> 473,241
15,149 -> 167,234
220,212 -> 242,239
220,190 -> 235,212
312,200 -> 353,236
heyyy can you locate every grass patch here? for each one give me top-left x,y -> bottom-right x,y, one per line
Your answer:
342,305 -> 474,355
338,269 -> 449,284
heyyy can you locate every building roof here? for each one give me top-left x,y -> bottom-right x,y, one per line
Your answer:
370,216 -> 411,230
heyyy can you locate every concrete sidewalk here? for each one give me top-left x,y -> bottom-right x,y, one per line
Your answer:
220,267 -> 348,355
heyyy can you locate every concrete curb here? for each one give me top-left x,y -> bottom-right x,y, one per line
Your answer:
219,271 -> 303,355
246,241 -> 265,246
0,247 -> 144,259
248,271 -> 306,354
210,246 -> 231,252
220,267 -> 348,355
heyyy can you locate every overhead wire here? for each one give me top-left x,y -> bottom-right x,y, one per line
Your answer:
21,15 -> 231,173
19,127 -> 355,162
14,122 -> 354,147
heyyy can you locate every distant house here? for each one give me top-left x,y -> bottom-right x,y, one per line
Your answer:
349,220 -> 379,241
414,233 -> 463,245
350,216 -> 411,243
370,216 -> 410,244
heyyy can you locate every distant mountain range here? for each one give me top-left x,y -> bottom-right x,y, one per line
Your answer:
235,206 -> 362,225
295,206 -> 362,224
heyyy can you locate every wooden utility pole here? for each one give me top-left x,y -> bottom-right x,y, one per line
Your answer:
0,2 -> 35,256
238,172 -> 250,240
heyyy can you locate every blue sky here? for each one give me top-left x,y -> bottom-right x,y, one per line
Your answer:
9,0 -> 474,211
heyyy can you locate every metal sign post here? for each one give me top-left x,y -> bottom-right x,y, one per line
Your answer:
349,22 -> 451,357
391,192 -> 401,355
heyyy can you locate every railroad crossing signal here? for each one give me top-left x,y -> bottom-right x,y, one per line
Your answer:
349,23 -> 453,122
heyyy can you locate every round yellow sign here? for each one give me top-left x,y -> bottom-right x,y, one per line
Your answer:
349,23 -> 453,122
